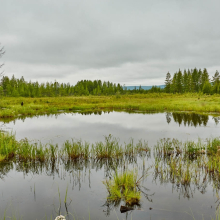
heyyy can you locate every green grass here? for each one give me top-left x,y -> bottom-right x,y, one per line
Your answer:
103,169 -> 141,205
153,137 -> 220,188
0,133 -> 150,163
1,93 -> 220,119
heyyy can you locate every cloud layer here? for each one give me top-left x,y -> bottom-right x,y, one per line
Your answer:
1,0 -> 220,85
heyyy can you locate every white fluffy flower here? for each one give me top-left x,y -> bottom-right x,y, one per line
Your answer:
55,215 -> 66,220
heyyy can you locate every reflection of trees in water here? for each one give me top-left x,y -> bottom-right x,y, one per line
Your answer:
166,112 -> 210,127
213,116 -> 220,125
172,112 -> 209,127
0,110 -> 112,124
166,112 -> 172,124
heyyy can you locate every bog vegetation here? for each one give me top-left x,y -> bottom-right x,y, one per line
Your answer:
2,131 -> 220,207
1,93 -> 220,119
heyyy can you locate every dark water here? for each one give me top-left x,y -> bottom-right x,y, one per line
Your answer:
1,111 -> 220,220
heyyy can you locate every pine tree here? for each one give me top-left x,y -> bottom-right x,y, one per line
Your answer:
212,70 -> 220,94
192,68 -> 199,92
165,72 -> 172,93
176,69 -> 183,93
212,70 -> 220,85
171,73 -> 178,93
182,70 -> 188,93
187,69 -> 194,92
201,68 -> 210,91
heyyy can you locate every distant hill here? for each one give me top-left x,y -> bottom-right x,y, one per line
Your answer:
124,85 -> 165,90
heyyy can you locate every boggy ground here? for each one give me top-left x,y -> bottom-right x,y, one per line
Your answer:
1,93 -> 220,118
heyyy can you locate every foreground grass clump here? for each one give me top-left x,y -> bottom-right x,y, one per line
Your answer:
0,132 -> 17,161
1,93 -> 220,119
104,170 -> 141,205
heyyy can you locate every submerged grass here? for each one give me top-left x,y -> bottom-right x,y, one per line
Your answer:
1,93 -> 220,119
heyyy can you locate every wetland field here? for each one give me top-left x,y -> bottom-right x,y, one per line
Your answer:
1,95 -> 220,219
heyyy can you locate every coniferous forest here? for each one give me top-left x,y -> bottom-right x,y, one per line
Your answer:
164,68 -> 220,94
0,68 -> 219,97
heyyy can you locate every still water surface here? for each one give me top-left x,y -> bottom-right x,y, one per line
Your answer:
3,111 -> 220,145
0,111 -> 220,220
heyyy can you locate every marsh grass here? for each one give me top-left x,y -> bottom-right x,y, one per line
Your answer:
62,139 -> 90,160
153,137 -> 220,189
91,135 -> 124,159
1,94 -> 220,119
0,132 -> 17,161
104,169 -> 141,205
0,133 -> 150,164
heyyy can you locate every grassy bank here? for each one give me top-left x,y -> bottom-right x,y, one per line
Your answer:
1,93 -> 220,118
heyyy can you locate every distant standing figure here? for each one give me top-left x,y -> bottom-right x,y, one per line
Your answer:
21,102 -> 23,106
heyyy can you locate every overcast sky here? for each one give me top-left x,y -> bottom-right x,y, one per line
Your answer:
1,0 -> 220,86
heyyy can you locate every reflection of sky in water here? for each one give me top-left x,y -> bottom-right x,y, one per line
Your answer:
0,112 -> 219,219
3,111 -> 220,146
0,158 -> 216,220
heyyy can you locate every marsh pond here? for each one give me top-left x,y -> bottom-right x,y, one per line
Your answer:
1,111 -> 220,220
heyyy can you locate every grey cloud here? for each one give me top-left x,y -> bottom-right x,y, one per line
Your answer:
1,0 -> 220,84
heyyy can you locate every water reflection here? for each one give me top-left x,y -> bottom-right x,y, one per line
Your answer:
1,111 -> 220,219
166,112 -> 220,127
1,110 -> 220,127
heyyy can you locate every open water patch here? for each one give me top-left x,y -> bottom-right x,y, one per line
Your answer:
0,111 -> 220,219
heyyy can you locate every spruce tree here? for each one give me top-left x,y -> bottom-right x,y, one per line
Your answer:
165,72 -> 172,93
187,69 -> 193,92
176,69 -> 183,93
171,73 -> 177,93
212,70 -> 220,85
212,70 -> 220,94
201,68 -> 210,91
192,68 -> 199,92
182,70 -> 188,93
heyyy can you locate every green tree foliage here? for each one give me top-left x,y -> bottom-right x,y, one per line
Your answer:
164,68 -> 219,94
176,69 -> 183,93
164,72 -> 172,93
74,80 -> 123,96
202,80 -> 212,94
182,70 -> 189,93
200,68 -> 210,91
212,70 -> 220,94
0,76 -> 125,97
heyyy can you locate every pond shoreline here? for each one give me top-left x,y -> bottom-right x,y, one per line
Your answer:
1,94 -> 220,119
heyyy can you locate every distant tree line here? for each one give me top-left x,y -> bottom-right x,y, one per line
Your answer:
1,68 -> 220,97
164,68 -> 220,94
0,76 -> 124,97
